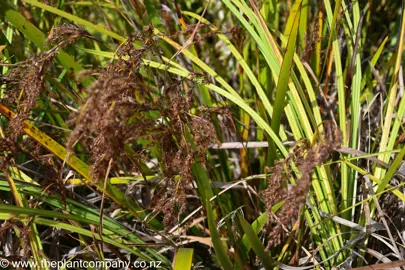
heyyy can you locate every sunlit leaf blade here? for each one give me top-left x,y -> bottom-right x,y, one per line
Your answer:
241,201 -> 284,253
192,163 -> 233,270
238,214 -> 272,270
271,2 -> 301,135
173,248 -> 194,270
21,0 -> 125,42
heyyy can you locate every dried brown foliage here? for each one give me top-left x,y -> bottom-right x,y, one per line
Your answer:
262,121 -> 342,247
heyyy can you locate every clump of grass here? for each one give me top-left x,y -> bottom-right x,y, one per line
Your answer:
66,29 -> 218,227
1,0 -> 405,269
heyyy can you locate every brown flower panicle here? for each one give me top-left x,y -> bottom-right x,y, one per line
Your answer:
67,30 -> 217,227
0,23 -> 91,171
46,23 -> 90,47
262,121 -> 342,247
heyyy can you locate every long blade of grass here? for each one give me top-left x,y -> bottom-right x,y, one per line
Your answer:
192,163 -> 233,270
374,3 -> 405,181
238,214 -> 272,270
0,178 -> 169,263
182,11 -> 288,141
323,0 -> 348,224
270,1 -> 300,161
360,36 -> 388,90
343,160 -> 405,202
3,171 -> 47,269
376,145 -> 405,197
21,0 -> 125,42
240,201 -> 284,252
0,205 -> 157,261
173,248 -> 194,270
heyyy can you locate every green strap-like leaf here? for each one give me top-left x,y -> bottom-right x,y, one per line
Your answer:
241,200 -> 284,252
173,248 -> 194,270
271,2 -> 301,135
192,163 -> 233,270
21,0 -> 125,42
0,179 -> 169,263
376,146 -> 405,197
238,214 -> 273,270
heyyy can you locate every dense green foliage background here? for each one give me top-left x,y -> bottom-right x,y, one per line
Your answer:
1,0 -> 405,269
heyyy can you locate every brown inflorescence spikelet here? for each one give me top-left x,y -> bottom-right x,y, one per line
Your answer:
46,23 -> 90,46
8,52 -> 56,140
0,49 -> 58,173
0,23 -> 88,171
66,30 -> 217,227
262,121 -> 342,247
